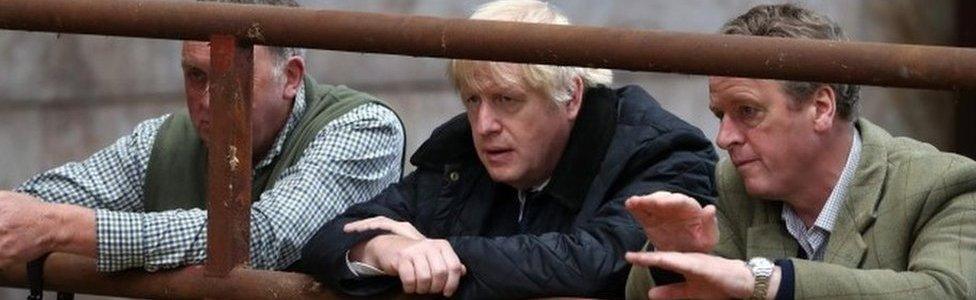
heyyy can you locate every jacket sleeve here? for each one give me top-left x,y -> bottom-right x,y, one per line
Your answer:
789,190 -> 976,299
452,129 -> 717,299
296,171 -> 421,296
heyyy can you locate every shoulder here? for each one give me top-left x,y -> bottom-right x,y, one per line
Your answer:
611,85 -> 707,136
132,114 -> 176,152
861,119 -> 976,198
335,102 -> 401,127
408,113 -> 478,171
316,103 -> 404,138
136,114 -> 173,136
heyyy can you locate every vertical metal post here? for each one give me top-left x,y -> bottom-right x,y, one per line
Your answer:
206,34 -> 253,277
957,2 -> 976,159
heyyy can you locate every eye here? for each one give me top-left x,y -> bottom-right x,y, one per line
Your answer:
462,95 -> 481,108
185,68 -> 207,82
734,104 -> 765,127
739,106 -> 757,118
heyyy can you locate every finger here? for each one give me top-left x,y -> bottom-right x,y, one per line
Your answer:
701,205 -> 719,239
628,192 -> 701,221
653,194 -> 702,213
412,253 -> 432,294
625,251 -> 654,266
648,252 -> 713,277
398,257 -> 417,293
648,282 -> 694,300
427,249 -> 449,294
345,217 -> 398,234
625,191 -> 671,211
396,222 -> 425,240
440,244 -> 465,297
626,198 -> 659,225
627,252 -> 705,277
343,217 -> 385,232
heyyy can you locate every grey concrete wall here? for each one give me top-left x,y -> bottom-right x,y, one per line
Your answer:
0,0 -> 955,298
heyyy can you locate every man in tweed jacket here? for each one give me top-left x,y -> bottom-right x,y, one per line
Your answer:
624,4 -> 976,299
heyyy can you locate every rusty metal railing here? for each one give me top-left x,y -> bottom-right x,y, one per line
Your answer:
1,0 -> 974,298
3,0 -> 976,90
0,253 -> 334,299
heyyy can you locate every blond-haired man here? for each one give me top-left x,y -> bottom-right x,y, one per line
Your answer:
297,0 -> 717,298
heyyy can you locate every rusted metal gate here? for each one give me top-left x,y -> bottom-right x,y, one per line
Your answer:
0,0 -> 974,299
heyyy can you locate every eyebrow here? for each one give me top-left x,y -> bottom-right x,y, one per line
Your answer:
708,106 -> 722,117
180,62 -> 200,70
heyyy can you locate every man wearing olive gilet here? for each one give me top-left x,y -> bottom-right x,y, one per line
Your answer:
15,71 -> 405,272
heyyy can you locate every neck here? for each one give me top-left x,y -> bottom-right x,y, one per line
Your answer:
785,123 -> 855,227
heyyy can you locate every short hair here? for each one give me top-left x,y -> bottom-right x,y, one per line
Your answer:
200,0 -> 306,65
447,0 -> 613,104
720,4 -> 860,121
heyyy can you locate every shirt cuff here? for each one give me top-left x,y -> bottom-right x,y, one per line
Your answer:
774,259 -> 795,300
345,250 -> 385,277
95,209 -> 145,272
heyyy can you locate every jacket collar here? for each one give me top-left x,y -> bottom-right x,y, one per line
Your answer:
543,86 -> 617,212
820,119 -> 888,267
410,86 -> 618,212
746,118 -> 887,267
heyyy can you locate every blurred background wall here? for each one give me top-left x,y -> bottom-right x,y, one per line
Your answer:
0,0 -> 960,298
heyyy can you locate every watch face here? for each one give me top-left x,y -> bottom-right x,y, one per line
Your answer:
748,257 -> 774,273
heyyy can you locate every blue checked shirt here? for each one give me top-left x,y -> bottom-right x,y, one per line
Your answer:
17,86 -> 404,272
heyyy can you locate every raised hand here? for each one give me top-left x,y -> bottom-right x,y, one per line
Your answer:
625,191 -> 718,253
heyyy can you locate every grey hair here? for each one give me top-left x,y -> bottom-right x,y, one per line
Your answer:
447,0 -> 613,104
200,0 -> 306,76
720,4 -> 860,121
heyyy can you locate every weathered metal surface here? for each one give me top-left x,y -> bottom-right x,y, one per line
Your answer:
206,34 -> 253,277
956,1 -> 976,159
0,0 -> 975,90
0,253 -> 337,299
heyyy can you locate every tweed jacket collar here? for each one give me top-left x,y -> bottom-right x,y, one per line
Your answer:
746,119 -> 887,268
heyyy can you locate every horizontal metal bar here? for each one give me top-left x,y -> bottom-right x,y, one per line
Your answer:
1,0 -> 974,90
0,253 -> 336,299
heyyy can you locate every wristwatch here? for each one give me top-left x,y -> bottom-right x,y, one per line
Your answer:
746,257 -> 775,300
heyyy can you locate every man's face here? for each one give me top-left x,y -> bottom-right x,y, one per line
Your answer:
709,77 -> 819,199
181,42 -> 293,157
461,68 -> 578,190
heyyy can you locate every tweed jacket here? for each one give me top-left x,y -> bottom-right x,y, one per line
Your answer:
627,119 -> 976,299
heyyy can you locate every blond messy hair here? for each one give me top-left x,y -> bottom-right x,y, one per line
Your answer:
447,0 -> 613,104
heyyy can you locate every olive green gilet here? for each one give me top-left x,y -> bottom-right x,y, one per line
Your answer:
143,76 -> 398,211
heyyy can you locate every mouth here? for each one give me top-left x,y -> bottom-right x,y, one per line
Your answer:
481,147 -> 515,164
731,157 -> 759,168
196,121 -> 211,137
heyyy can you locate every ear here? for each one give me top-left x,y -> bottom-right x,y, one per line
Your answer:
281,56 -> 306,101
811,85 -> 836,133
565,76 -> 585,121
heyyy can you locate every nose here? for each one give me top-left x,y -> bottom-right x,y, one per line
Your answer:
716,117 -> 743,150
192,83 -> 212,114
472,101 -> 502,137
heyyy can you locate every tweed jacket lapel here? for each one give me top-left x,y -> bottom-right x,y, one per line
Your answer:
822,119 -> 888,268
